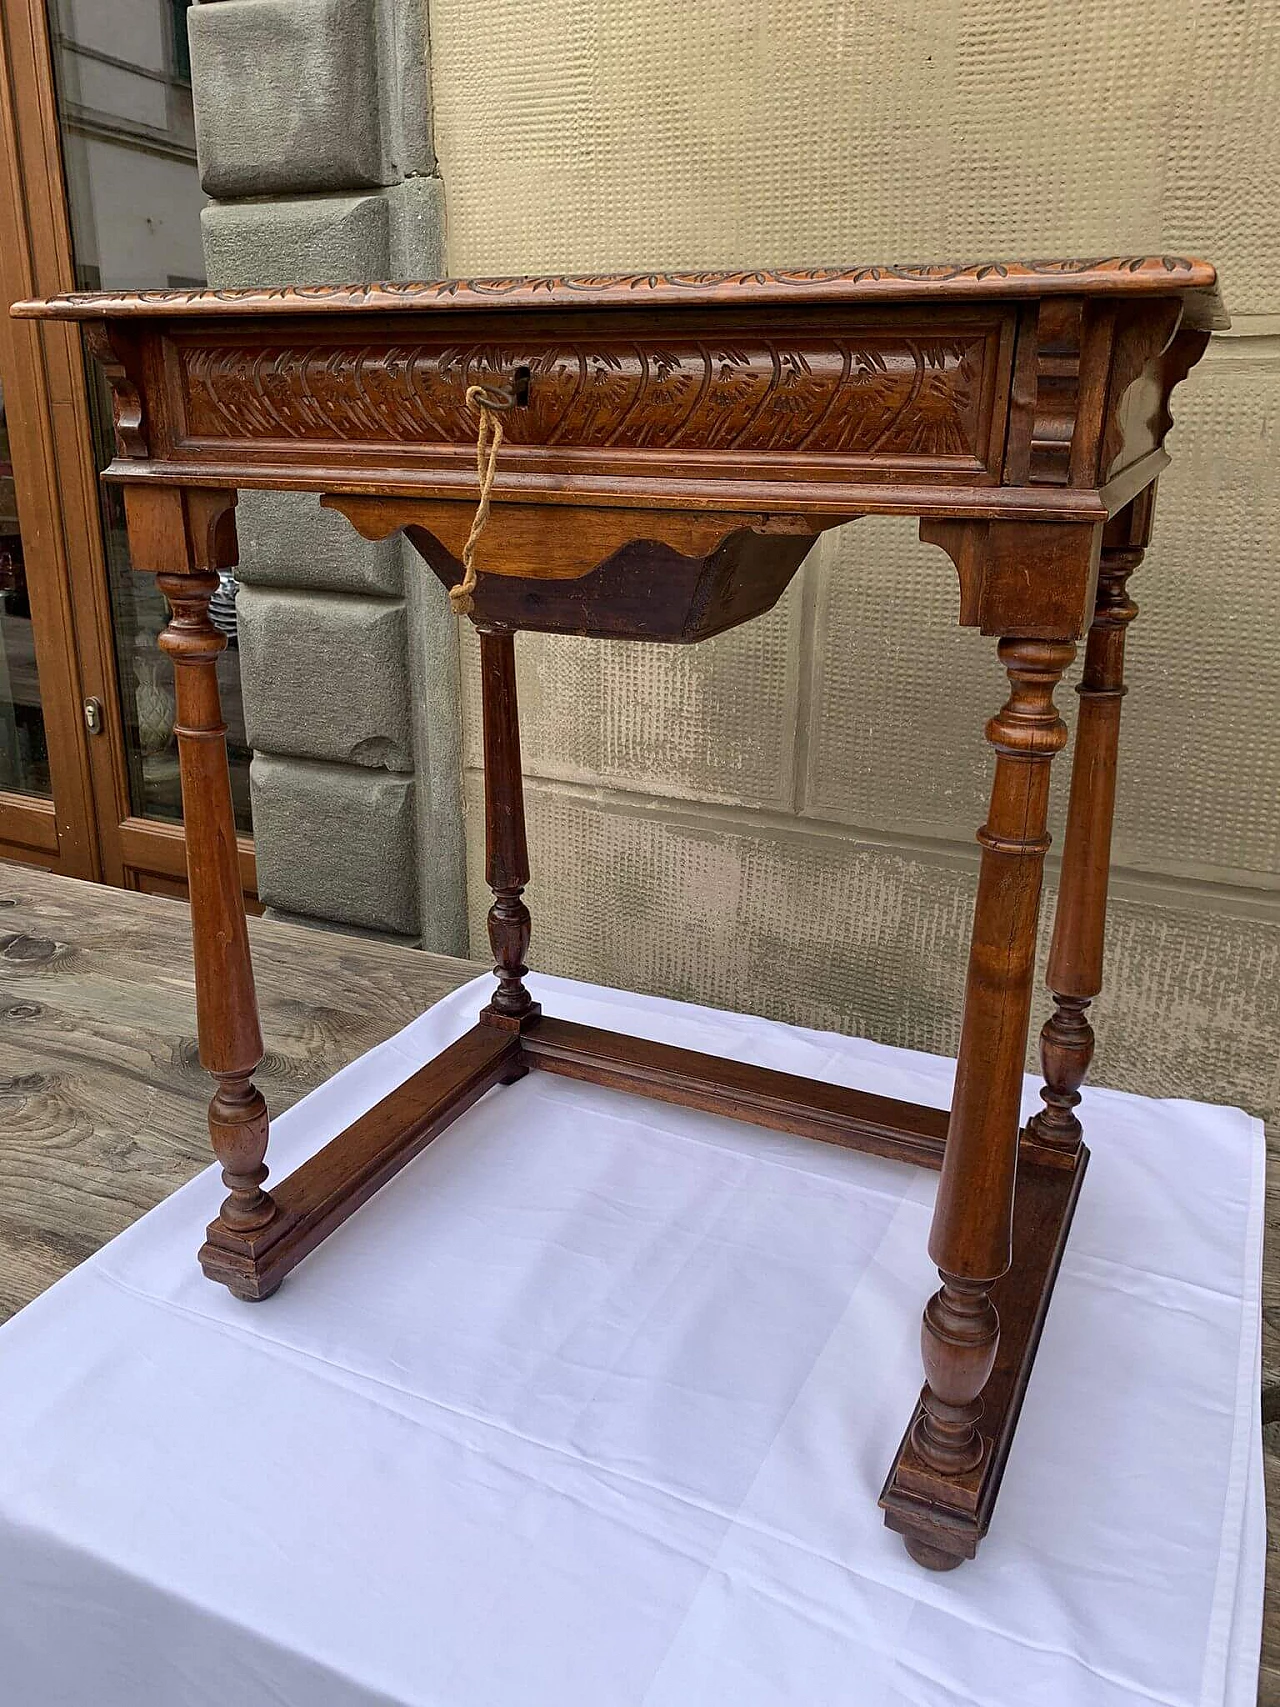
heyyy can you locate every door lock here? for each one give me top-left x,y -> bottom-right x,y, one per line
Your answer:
83,697 -> 104,735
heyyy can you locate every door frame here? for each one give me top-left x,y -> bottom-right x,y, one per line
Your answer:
0,0 -> 254,896
0,0 -> 97,876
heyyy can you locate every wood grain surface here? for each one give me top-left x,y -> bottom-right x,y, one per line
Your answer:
0,863 -> 477,1321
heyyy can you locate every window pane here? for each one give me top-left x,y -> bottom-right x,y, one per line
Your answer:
171,1 -> 192,84
46,0 -> 252,834
0,375 -> 51,798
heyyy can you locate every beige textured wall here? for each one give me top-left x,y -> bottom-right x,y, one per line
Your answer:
428,0 -> 1280,1128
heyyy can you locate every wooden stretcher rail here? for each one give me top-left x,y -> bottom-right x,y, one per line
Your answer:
200,1010 -> 1084,1306
519,1016 -> 952,1168
199,1023 -> 521,1299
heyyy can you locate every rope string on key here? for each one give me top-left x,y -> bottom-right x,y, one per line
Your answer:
449,382 -> 516,616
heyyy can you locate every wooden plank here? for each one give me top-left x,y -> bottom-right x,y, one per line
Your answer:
521,1014 -> 951,1169
9,256 -> 1222,318
0,793 -> 59,854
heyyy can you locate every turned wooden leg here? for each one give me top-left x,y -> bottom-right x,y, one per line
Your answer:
124,487 -> 280,1285
1029,512 -> 1145,1155
477,627 -> 541,1040
909,635 -> 1074,1559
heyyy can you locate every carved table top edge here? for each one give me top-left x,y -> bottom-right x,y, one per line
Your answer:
11,254 -> 1227,325
13,256 -> 1222,647
13,255 -> 1221,546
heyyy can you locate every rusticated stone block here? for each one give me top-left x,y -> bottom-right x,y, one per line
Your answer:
251,755 -> 418,936
387,175 -> 446,279
201,195 -> 390,291
235,491 -> 403,598
237,588 -> 412,773
384,0 -> 435,179
189,0 -> 385,198
404,551 -> 468,956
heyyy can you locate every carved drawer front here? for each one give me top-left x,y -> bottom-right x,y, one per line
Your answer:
163,306 -> 1016,489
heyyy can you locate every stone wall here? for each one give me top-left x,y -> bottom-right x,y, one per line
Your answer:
188,0 -> 466,950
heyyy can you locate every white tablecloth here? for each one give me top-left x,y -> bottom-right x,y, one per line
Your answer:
0,974 -> 1264,1707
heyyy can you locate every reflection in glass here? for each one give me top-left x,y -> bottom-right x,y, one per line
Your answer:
0,378 -> 51,796
46,0 -> 251,832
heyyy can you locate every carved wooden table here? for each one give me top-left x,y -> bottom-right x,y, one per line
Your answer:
14,255 -> 1225,1572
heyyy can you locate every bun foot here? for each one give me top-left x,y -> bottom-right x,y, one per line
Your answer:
904,1534 -> 966,1572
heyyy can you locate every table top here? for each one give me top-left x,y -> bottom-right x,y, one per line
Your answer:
10,254 -> 1224,577
12,254 -> 1226,324
0,865 -> 479,1322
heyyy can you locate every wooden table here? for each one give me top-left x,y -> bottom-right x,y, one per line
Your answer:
12,255 -> 1226,1571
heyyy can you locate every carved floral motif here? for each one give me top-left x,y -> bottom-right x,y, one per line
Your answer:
181,334 -> 988,457
12,256 -> 1219,325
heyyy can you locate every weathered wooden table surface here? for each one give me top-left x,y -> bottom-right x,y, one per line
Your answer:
0,862 -> 1272,1694
0,864 -> 479,1319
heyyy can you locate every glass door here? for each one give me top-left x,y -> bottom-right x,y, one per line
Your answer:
46,0 -> 254,848
0,0 -> 98,876
0,0 -> 255,895
0,376 -> 49,798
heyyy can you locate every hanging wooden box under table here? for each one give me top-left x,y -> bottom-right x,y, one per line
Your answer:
12,254 -> 1226,1571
